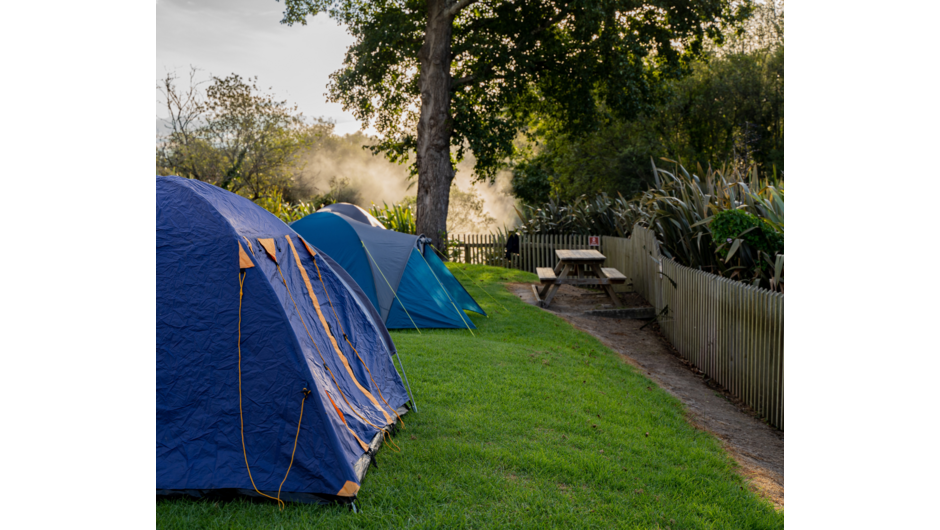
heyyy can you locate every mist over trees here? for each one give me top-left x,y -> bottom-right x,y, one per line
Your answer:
156,1 -> 782,237
156,69 -> 332,201
277,0 -> 752,249
156,0 -> 785,243
158,1 -> 781,241
299,135 -> 510,233
156,69 -> 509,232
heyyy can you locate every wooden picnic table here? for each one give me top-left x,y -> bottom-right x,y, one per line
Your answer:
531,249 -> 626,308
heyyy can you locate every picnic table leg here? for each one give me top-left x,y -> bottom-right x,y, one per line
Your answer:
542,263 -> 570,307
539,262 -> 566,299
590,263 -> 622,307
542,284 -> 561,307
538,282 -> 553,298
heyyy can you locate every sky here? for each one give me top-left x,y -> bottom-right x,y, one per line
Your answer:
156,0 -> 362,135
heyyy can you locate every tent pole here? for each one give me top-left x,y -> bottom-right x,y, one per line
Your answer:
361,242 -> 421,334
394,351 -> 418,413
417,248 -> 475,335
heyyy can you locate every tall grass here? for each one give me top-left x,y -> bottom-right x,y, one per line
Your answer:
516,160 -> 784,290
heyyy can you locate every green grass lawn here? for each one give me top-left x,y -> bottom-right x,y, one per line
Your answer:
157,265 -> 783,529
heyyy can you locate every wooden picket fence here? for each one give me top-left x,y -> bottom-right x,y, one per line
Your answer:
606,226 -> 784,430
447,234 -> 512,268
449,233 -> 606,273
451,228 -> 783,430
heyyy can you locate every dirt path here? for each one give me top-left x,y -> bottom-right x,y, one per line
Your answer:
506,283 -> 784,510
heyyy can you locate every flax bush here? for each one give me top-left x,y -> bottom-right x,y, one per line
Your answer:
254,190 -> 319,224
515,160 -> 784,290
370,200 -> 417,234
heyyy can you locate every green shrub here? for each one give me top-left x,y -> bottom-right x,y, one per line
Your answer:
709,209 -> 783,260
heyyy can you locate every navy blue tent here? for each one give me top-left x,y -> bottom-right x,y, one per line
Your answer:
291,211 -> 486,330
157,176 -> 410,504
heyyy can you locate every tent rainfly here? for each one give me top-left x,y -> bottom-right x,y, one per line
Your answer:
157,176 -> 411,505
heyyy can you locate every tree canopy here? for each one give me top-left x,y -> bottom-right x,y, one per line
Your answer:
512,1 -> 783,204
277,0 -> 751,247
281,0 -> 750,180
156,70 -> 330,201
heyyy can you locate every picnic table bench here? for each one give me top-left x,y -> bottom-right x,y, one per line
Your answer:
531,249 -> 626,308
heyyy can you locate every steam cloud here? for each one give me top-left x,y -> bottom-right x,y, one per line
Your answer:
296,133 -> 520,233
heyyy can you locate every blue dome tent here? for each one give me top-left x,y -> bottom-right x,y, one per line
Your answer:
157,176 -> 411,505
290,211 -> 486,330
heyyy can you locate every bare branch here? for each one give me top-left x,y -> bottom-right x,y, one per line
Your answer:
452,74 -> 476,87
443,0 -> 480,19
531,10 -> 567,36
451,71 -> 505,90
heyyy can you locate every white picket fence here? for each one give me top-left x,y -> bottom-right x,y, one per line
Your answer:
452,229 -> 784,430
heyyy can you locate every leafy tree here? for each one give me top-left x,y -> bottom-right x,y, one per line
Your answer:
510,156 -> 556,204
513,112 -> 662,202
157,69 -> 330,200
277,0 -> 750,249
512,1 -> 783,203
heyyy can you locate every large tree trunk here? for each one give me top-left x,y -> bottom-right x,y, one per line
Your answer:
415,0 -> 455,254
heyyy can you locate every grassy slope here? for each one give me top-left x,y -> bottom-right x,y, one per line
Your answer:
157,265 -> 783,529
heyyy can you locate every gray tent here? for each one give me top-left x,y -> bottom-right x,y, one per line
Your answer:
318,203 -> 386,229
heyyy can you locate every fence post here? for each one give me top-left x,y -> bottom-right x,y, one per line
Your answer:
522,234 -> 528,272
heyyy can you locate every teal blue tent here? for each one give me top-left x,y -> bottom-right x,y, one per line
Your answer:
291,211 -> 485,329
